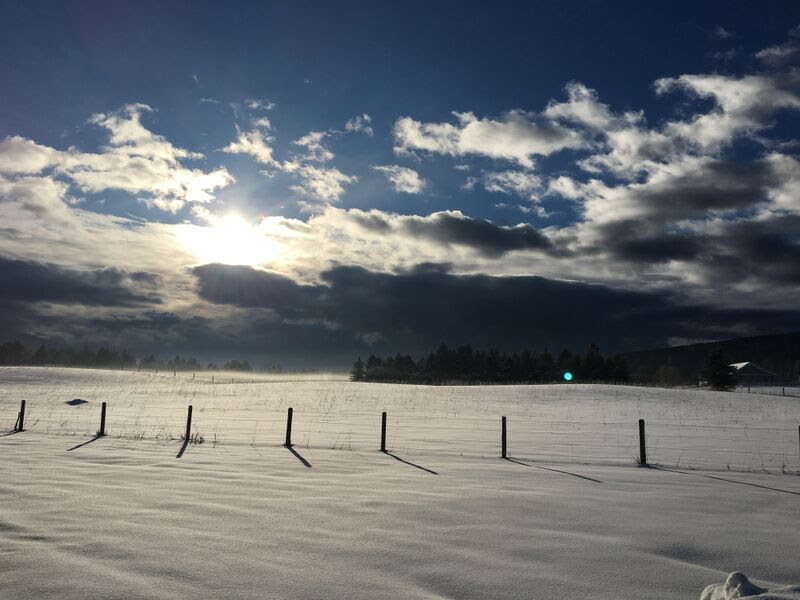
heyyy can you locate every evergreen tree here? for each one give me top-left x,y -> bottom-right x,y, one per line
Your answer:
701,351 -> 737,391
350,357 -> 365,381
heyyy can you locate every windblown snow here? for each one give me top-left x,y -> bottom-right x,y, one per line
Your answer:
0,367 -> 797,599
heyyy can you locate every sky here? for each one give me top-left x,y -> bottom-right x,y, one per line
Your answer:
2,0 -> 800,367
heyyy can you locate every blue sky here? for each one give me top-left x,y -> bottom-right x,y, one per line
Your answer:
2,1 -> 800,365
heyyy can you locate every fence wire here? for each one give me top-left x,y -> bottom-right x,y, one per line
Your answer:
2,398 -> 797,474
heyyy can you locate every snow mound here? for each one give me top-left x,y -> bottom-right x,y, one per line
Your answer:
701,573 -> 800,600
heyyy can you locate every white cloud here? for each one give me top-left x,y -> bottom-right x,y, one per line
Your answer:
251,116 -> 272,130
763,151 -> 800,213
755,40 -> 800,64
290,165 -> 357,202
293,131 -> 334,163
0,174 -> 72,220
544,82 -> 641,131
345,113 -> 373,136
223,120 -> 357,202
0,136 -> 58,174
393,110 -> 585,167
222,126 -> 279,167
0,104 -> 233,213
372,164 -> 426,194
481,170 -> 542,200
654,73 -> 800,152
546,175 -> 587,200
245,98 -> 276,111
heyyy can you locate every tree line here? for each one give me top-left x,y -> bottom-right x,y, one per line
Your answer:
0,340 -> 252,372
350,342 -> 630,384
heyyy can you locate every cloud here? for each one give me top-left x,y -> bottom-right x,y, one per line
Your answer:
654,73 -> 800,151
0,136 -> 58,174
0,104 -> 234,213
223,120 -> 358,202
0,174 -> 72,219
0,257 -> 160,307
755,36 -> 800,64
372,164 -> 427,193
293,130 -> 335,163
479,169 -> 542,200
345,113 -> 373,136
0,170 -> 200,286
289,165 -> 358,202
544,82 -> 641,131
245,98 -> 276,111
5,31 -> 800,361
344,209 -> 558,258
222,125 -> 280,167
393,110 -> 586,167
712,26 -> 734,40
756,43 -> 799,64
192,262 -> 800,357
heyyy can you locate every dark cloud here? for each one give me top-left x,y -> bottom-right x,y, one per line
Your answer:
635,159 -> 773,219
190,263 -> 800,362
596,220 -> 704,263
352,211 -> 560,258
705,215 -> 800,285
0,258 -> 161,306
349,212 -> 392,232
613,235 -> 704,262
192,264 -> 323,317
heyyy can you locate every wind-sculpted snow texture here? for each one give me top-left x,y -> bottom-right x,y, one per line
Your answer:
0,368 -> 798,599
701,572 -> 800,599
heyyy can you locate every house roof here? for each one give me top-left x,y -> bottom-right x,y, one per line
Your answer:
729,362 -> 776,376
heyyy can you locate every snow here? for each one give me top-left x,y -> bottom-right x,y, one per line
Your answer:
701,573 -> 800,599
1,367 -> 798,599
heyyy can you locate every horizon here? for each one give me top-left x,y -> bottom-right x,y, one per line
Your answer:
3,1 -> 800,366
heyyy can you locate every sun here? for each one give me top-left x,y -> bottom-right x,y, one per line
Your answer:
180,214 -> 281,266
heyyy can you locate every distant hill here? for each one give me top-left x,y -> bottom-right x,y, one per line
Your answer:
623,331 -> 800,385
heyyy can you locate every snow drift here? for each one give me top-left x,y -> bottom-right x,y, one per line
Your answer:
701,573 -> 800,600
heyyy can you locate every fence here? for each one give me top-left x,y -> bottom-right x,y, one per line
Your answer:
733,385 -> 800,399
2,398 -> 798,474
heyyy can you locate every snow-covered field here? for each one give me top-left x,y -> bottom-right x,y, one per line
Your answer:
1,367 -> 798,599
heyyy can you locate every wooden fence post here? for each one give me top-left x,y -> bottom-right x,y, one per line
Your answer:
638,419 -> 647,466
501,416 -> 507,458
285,407 -> 293,447
99,402 -> 107,437
16,400 -> 25,432
185,405 -> 193,441
381,411 -> 387,452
